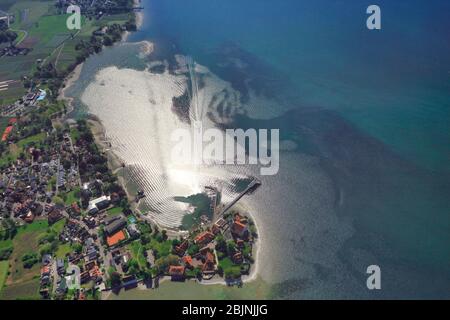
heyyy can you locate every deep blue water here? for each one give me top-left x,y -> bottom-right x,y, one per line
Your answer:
126,0 -> 450,298
130,0 -> 450,173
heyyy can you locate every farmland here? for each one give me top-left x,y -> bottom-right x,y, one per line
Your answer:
0,278 -> 41,300
0,260 -> 8,293
0,219 -> 72,299
0,132 -> 47,166
0,0 -> 130,105
7,220 -> 49,284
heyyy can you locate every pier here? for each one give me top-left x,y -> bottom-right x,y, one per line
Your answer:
217,178 -> 261,218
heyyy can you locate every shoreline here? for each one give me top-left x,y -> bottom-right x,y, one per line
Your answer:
123,0 -> 144,41
58,63 -> 83,113
89,110 -> 261,287
60,66 -> 261,290
57,8 -> 262,292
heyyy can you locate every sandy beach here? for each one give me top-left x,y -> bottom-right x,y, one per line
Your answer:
58,62 -> 83,113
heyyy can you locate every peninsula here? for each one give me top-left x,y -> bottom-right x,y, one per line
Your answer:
0,0 -> 260,300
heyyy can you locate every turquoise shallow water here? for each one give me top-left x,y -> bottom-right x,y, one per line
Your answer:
71,0 -> 450,298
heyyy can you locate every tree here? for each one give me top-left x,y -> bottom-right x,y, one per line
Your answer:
140,234 -> 150,245
22,252 -> 39,268
127,258 -> 140,275
62,159 -> 72,170
52,196 -> 64,207
0,30 -> 17,45
141,268 -> 152,281
215,235 -> 226,252
103,36 -> 113,46
109,271 -> 122,287
73,243 -> 83,254
227,240 -> 236,256
154,254 -> 179,274
187,244 -> 199,256
39,243 -> 53,257
194,267 -> 202,280
217,265 -> 224,277
0,247 -> 13,260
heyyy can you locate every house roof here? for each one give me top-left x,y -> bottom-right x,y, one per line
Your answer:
194,231 -> 214,245
231,221 -> 247,235
169,265 -> 185,276
182,255 -> 193,266
202,251 -> 216,272
214,218 -> 227,228
104,214 -> 122,225
104,216 -> 127,235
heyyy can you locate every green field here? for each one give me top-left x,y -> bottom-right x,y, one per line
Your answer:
218,257 -> 241,277
129,241 -> 147,270
0,219 -> 68,297
0,117 -> 11,135
0,278 -> 40,300
0,261 -> 9,293
55,243 -> 72,259
0,1 -> 55,101
0,239 -> 13,249
0,132 -> 47,166
64,190 -> 78,206
8,221 -> 49,283
106,206 -> 123,216
50,218 -> 66,234
16,132 -> 46,148
0,0 -> 130,105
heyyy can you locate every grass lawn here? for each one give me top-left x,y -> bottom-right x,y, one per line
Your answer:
17,220 -> 48,235
50,218 -> 66,234
147,237 -> 173,258
69,127 -> 80,142
218,257 -> 241,277
106,206 -> 123,217
17,132 -> 46,148
64,190 -> 78,206
0,132 -> 46,166
0,261 -> 9,293
129,241 -> 147,270
12,29 -> 27,45
0,239 -> 13,249
0,117 -> 11,134
8,220 -> 49,284
44,101 -> 65,117
0,278 -> 40,300
55,243 -> 72,259
0,145 -> 16,167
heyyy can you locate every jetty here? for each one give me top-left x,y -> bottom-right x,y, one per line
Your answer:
217,178 -> 261,218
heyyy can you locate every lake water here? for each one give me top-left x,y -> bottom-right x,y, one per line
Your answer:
67,0 -> 450,298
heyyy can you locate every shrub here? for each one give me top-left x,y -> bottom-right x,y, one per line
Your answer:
22,252 -> 39,269
0,246 -> 13,260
